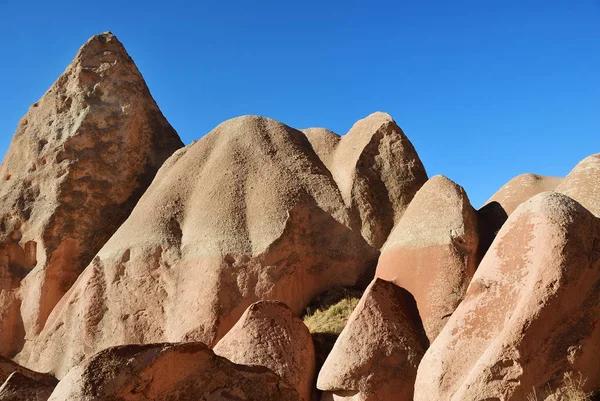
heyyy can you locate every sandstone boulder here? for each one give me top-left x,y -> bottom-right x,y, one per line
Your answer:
27,115 -> 383,377
0,372 -> 55,401
304,112 -> 428,248
214,301 -> 315,401
317,278 -> 428,401
0,356 -> 57,388
557,153 -> 600,216
47,342 -> 301,401
414,192 -> 600,401
376,175 -> 479,341
0,32 -> 183,357
484,173 -> 562,216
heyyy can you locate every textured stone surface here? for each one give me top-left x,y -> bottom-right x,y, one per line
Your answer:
0,32 -> 182,358
414,192 -> 600,401
484,173 -> 562,216
0,372 -> 55,401
47,342 -> 301,401
317,278 -> 428,401
26,114 -> 389,377
557,153 -> 600,216
376,175 -> 479,341
305,112 -> 428,248
214,301 -> 315,401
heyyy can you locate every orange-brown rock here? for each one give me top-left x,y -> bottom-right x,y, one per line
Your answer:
304,112 -> 428,248
26,115 -> 386,377
557,153 -> 600,216
0,32 -> 183,358
47,342 -> 301,401
414,192 -> 600,401
317,278 -> 428,401
0,372 -> 55,401
484,173 -> 562,216
375,175 -> 479,341
214,301 -> 315,401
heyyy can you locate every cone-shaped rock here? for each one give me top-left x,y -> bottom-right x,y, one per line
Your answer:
376,175 -> 479,341
47,342 -> 301,401
214,301 -> 315,401
26,115 -> 379,377
0,372 -> 56,401
317,278 -> 428,401
557,153 -> 600,216
414,192 -> 600,401
305,112 -> 428,248
484,173 -> 562,216
0,32 -> 183,357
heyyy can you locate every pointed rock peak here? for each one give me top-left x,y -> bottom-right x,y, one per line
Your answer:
345,111 -> 397,139
75,31 -> 128,63
214,301 -> 315,401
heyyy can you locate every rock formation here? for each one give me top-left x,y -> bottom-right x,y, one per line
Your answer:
0,32 -> 183,358
0,372 -> 55,401
414,192 -> 600,400
25,114 -> 389,377
557,153 -> 600,216
484,173 -> 562,216
47,342 -> 301,401
304,112 -> 428,248
317,278 -> 428,401
214,301 -> 315,401
0,357 -> 57,401
376,175 -> 479,341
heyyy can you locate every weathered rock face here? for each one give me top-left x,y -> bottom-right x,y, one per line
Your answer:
376,175 -> 479,341
26,115 -> 386,377
304,112 -> 428,249
414,192 -> 600,401
47,342 -> 301,401
317,278 -> 428,401
0,357 -> 57,401
557,153 -> 600,216
0,372 -> 55,401
0,32 -> 183,357
214,301 -> 315,401
484,173 -> 562,216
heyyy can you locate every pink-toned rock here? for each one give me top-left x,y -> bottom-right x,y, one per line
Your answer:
0,32 -> 182,358
214,301 -> 315,401
26,115 -> 381,377
304,112 -> 428,248
376,175 -> 479,341
557,153 -> 600,216
0,372 -> 55,401
484,173 -> 562,216
414,192 -> 600,401
47,342 -> 301,401
317,278 -> 428,401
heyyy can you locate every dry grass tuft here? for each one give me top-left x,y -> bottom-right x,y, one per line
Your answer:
301,287 -> 362,370
527,372 -> 595,401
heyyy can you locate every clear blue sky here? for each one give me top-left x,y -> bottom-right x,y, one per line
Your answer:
1,0 -> 598,207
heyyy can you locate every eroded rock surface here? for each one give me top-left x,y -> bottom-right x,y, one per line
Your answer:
484,173 -> 562,216
0,32 -> 182,358
376,175 -> 479,341
305,112 -> 428,248
47,342 -> 301,401
317,278 -> 428,401
214,301 -> 315,401
414,192 -> 600,401
0,372 -> 55,401
557,153 -> 600,216
27,115 -> 386,377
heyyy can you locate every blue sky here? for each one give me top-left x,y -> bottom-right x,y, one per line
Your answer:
0,0 -> 598,207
